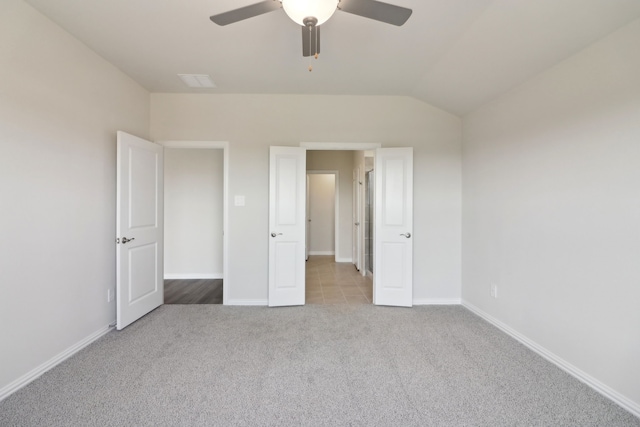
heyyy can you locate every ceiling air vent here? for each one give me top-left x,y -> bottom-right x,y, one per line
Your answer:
178,74 -> 216,88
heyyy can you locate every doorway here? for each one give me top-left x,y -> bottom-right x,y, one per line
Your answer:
116,134 -> 230,329
268,144 -> 413,308
305,150 -> 372,304
161,141 -> 229,305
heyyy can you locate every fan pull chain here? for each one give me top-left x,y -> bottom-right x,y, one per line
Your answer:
308,26 -> 320,72
309,56 -> 319,71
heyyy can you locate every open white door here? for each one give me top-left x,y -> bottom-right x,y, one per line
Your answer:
374,147 -> 413,307
116,131 -> 164,329
269,146 -> 306,307
352,169 -> 360,270
305,174 -> 310,261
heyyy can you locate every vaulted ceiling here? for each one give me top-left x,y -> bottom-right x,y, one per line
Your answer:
24,0 -> 640,116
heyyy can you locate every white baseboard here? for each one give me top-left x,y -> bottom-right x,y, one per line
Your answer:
0,325 -> 112,402
308,251 -> 335,256
164,273 -> 223,280
413,298 -> 461,305
225,299 -> 268,306
462,300 -> 640,418
335,257 -> 353,263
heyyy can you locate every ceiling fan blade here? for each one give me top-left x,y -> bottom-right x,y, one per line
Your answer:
338,0 -> 412,26
210,1 -> 282,26
302,25 -> 320,57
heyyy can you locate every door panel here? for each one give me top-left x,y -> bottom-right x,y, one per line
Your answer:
306,175 -> 310,261
379,242 -> 406,288
269,147 -> 306,307
116,131 -> 163,329
353,169 -> 361,270
128,243 -> 158,301
374,148 -> 413,307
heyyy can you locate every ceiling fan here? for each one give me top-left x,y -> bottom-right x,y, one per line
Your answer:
210,0 -> 412,57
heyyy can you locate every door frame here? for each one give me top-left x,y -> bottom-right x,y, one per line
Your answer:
302,143 -> 381,267
159,140 -> 230,305
352,168 -> 360,271
363,152 -> 375,277
306,170 -> 339,260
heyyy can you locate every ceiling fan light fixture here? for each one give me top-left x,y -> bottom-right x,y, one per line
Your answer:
281,0 -> 338,26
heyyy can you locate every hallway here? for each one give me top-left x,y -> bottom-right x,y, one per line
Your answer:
305,255 -> 373,304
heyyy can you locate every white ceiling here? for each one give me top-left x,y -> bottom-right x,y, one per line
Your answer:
24,0 -> 640,116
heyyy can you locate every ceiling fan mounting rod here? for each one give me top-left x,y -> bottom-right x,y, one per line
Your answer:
303,17 -> 318,27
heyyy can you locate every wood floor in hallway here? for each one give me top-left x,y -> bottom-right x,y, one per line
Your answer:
164,279 -> 223,304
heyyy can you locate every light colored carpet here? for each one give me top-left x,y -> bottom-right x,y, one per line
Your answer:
1,305 -> 638,426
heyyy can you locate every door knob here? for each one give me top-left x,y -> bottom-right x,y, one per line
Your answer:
355,222 -> 360,226
271,232 -> 283,238
122,237 -> 135,244
400,232 -> 411,238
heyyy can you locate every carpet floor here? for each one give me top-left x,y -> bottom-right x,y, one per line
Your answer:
1,305 -> 638,426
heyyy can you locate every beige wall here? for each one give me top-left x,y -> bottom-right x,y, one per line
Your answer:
4,0 -> 637,416
462,18 -> 640,412
307,150 -> 354,261
307,174 -> 336,255
0,0 -> 149,395
150,94 -> 462,304
164,148 -> 224,278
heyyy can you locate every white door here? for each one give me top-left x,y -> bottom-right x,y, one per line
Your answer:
352,169 -> 361,271
116,131 -> 164,329
305,174 -> 310,261
374,148 -> 413,307
269,147 -> 306,307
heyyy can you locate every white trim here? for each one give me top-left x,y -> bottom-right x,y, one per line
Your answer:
157,140 -> 230,306
160,140 -> 227,149
301,142 -> 382,150
0,325 -> 112,402
336,257 -> 353,263
226,299 -> 268,306
462,301 -> 640,418
308,251 -> 335,256
163,273 -> 223,280
413,298 -> 461,305
361,161 -> 372,277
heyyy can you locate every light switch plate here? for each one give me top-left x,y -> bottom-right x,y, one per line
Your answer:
234,195 -> 245,207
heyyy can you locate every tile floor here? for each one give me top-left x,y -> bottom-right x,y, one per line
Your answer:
305,255 -> 373,304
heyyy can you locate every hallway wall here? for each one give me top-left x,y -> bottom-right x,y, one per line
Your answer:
307,174 -> 335,255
